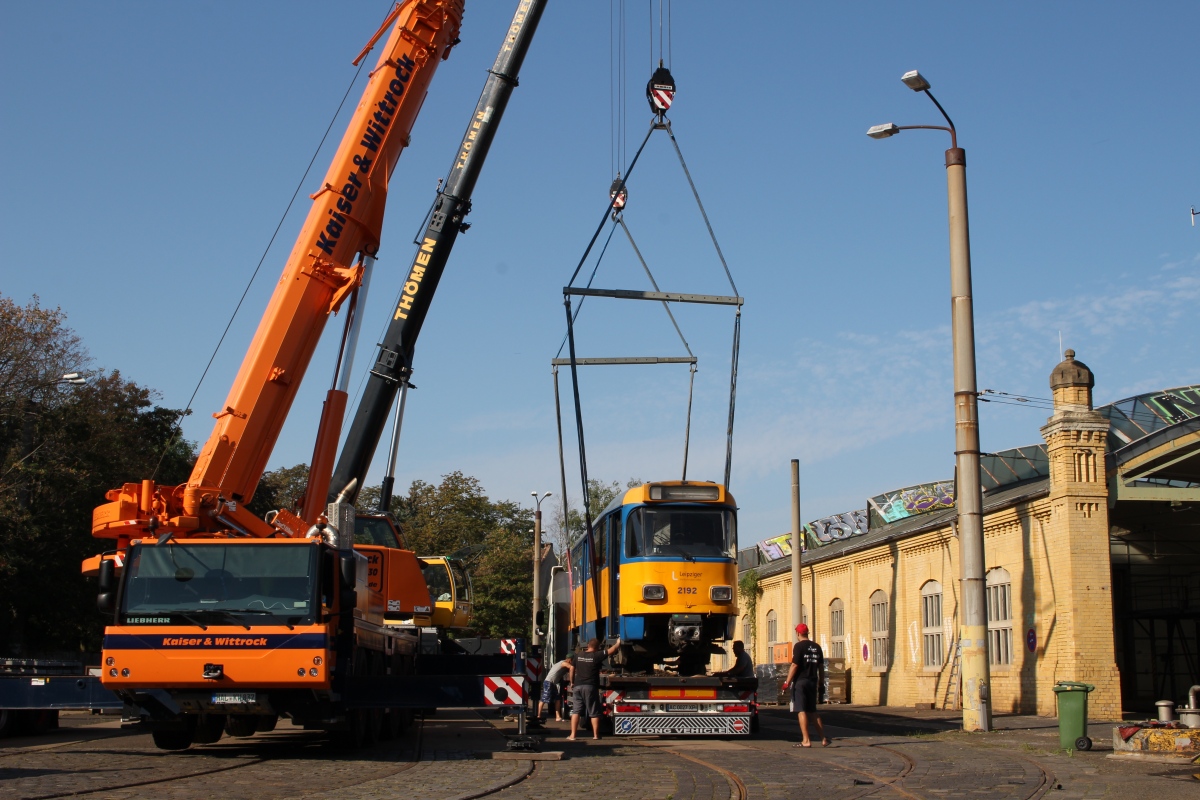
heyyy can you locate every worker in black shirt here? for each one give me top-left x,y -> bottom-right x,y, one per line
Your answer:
714,640 -> 754,678
565,636 -> 621,741
780,623 -> 830,747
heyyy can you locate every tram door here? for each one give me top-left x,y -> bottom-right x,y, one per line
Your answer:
608,514 -> 620,637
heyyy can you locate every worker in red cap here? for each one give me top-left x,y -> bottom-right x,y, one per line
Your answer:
780,623 -> 831,747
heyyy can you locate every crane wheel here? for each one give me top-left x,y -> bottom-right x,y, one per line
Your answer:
225,715 -> 260,738
152,728 -> 195,751
192,713 -> 225,745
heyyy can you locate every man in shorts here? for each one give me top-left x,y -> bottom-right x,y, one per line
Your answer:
566,636 -> 621,741
780,623 -> 830,747
538,655 -> 571,722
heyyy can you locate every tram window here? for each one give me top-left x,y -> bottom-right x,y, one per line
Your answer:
626,511 -> 643,557
624,507 -> 735,558
609,514 -> 621,563
595,517 -> 608,568
572,544 -> 585,579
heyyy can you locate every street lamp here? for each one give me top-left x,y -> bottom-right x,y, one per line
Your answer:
530,490 -> 552,648
868,70 -> 991,733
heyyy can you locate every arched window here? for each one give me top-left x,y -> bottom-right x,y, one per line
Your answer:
766,609 -> 778,644
869,590 -> 889,669
986,568 -> 1013,666
829,598 -> 846,659
921,580 -> 943,668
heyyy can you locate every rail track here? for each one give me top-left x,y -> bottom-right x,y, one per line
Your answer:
1,713 -> 1060,800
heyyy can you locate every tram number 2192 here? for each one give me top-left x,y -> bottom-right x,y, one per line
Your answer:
676,586 -> 697,595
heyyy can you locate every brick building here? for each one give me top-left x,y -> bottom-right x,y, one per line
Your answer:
739,354 -> 1199,717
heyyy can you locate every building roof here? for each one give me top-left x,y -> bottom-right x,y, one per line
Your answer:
748,476 -> 1050,579
749,382 -> 1200,566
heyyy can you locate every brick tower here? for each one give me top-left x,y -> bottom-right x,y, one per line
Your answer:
1039,350 -> 1121,717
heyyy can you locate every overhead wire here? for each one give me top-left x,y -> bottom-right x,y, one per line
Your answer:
153,46 -> 371,479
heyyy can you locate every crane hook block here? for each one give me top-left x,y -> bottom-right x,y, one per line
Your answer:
646,66 -> 675,114
609,177 -> 628,212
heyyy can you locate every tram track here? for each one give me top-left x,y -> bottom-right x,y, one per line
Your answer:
2,722 -> 424,800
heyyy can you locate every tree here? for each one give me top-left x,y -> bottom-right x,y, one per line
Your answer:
246,463 -> 310,518
737,569 -> 762,656
0,294 -> 195,656
547,477 -> 643,551
362,471 -> 535,638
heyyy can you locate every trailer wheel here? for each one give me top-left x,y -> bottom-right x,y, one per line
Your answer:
152,728 -> 194,751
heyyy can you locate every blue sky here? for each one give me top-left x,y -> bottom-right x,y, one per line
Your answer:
3,1 -> 1197,543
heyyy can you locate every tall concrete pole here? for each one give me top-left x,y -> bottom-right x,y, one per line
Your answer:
946,146 -> 991,732
532,508 -> 542,647
790,459 -> 802,634
531,491 -> 551,648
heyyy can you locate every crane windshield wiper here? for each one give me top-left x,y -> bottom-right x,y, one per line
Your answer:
190,609 -> 251,630
226,609 -> 304,630
172,612 -> 209,631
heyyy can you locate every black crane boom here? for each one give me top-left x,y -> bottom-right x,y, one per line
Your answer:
330,0 -> 547,505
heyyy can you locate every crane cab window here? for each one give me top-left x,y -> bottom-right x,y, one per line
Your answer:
354,516 -> 404,548
422,561 -> 453,602
449,561 -> 471,602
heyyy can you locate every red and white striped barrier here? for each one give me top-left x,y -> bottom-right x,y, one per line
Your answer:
525,654 -> 541,683
483,675 -> 525,705
499,639 -> 518,654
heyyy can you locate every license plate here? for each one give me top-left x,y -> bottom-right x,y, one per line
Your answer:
668,703 -> 698,712
212,692 -> 256,705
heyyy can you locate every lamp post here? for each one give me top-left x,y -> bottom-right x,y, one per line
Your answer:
868,70 -> 991,732
18,372 -> 88,511
530,490 -> 552,647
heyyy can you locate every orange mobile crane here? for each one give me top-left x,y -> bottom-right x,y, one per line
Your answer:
83,1 -> 464,751
1,0 -> 549,749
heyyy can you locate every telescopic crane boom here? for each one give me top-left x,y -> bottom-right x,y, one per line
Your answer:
329,0 -> 547,506
91,0 -> 464,544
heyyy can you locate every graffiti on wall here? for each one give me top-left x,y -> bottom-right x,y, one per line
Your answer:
757,533 -> 794,561
869,480 -> 956,524
804,509 -> 869,548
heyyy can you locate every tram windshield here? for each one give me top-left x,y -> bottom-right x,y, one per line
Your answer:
626,507 -> 736,559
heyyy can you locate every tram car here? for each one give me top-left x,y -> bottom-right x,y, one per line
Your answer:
566,481 -> 738,675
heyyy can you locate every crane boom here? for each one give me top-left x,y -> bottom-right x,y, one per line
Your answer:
329,0 -> 547,505
92,0 -> 464,542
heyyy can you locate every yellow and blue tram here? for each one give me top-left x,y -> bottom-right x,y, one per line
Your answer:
566,481 -> 739,674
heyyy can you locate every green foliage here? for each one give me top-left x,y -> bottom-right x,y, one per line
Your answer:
247,463 -> 310,518
549,477 -> 643,549
364,471 -> 535,638
0,295 -> 195,656
738,569 -> 762,651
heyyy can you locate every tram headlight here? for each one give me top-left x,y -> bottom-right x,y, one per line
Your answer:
710,585 -> 732,602
642,584 -> 666,601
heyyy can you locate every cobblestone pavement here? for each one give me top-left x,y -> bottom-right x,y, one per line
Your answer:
1,707 -> 1197,800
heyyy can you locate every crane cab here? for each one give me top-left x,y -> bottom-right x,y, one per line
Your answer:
419,556 -> 472,629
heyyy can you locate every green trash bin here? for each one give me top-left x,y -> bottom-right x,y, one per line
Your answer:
1052,681 -> 1095,751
